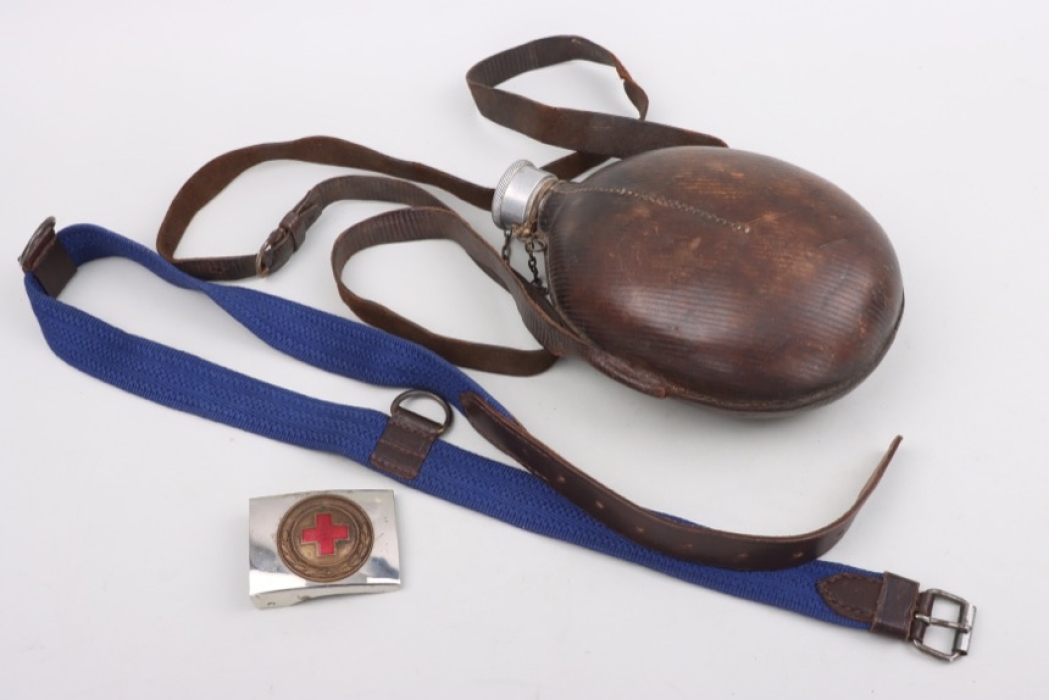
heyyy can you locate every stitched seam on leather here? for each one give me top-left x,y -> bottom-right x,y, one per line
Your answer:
390,419 -> 439,440
378,440 -> 428,460
570,186 -> 750,233
818,573 -> 873,619
372,453 -> 416,479
370,416 -> 438,479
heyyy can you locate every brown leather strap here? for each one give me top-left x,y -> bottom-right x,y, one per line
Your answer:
459,390 -> 902,571
156,35 -> 717,371
332,204 -> 565,375
256,175 -> 450,278
155,35 -> 725,293
818,571 -> 921,639
465,35 -> 725,158
157,136 -> 497,281
155,35 -> 733,377
330,201 -> 686,388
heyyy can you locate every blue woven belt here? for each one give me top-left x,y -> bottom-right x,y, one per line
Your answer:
19,220 -> 974,661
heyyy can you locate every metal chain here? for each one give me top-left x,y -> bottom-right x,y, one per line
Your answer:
502,227 -> 547,294
524,238 -> 547,293
501,229 -> 513,262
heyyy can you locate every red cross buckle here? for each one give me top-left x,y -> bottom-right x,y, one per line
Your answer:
248,490 -> 401,609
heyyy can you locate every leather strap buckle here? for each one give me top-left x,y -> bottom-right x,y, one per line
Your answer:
911,589 -> 976,662
255,198 -> 323,277
256,226 -> 293,277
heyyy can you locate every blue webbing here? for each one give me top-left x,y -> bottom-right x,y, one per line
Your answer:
23,223 -> 872,629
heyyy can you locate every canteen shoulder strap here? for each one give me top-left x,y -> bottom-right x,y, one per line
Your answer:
155,36 -> 726,374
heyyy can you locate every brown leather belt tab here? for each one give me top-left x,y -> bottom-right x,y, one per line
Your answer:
819,571 -> 919,637
20,217 -> 76,297
369,390 -> 452,481
818,570 -> 976,661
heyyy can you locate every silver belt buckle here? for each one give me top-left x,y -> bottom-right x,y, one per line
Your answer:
249,490 -> 401,609
911,589 -> 977,662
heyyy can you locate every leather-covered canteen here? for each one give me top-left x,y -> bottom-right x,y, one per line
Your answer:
494,149 -> 902,412
158,36 -> 902,416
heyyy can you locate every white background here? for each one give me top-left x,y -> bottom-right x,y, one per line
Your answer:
3,1 -> 1047,697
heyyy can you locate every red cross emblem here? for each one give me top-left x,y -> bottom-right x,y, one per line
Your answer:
276,494 -> 375,583
300,513 -> 350,556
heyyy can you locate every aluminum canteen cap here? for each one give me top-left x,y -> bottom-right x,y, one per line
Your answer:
491,160 -> 558,229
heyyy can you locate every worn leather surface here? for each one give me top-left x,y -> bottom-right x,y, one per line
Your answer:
465,36 -> 726,159
369,402 -> 445,481
542,147 -> 904,411
156,135 -> 497,281
460,390 -> 902,570
19,219 -> 76,298
872,572 -> 922,638
330,199 -> 695,394
818,571 -> 921,639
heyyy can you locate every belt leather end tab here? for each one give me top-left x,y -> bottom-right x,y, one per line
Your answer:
818,571 -> 919,638
818,571 -> 976,661
20,217 -> 76,297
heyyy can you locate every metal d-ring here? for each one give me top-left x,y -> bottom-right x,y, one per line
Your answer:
390,389 -> 453,435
